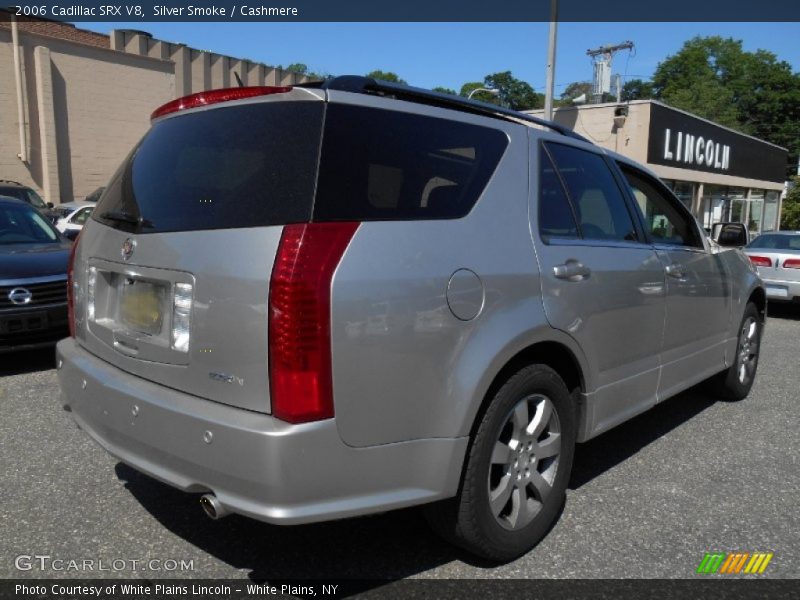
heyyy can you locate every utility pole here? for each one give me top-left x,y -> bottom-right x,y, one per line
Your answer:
586,41 -> 633,104
543,0 -> 558,121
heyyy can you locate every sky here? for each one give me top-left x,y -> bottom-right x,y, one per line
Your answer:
78,22 -> 800,95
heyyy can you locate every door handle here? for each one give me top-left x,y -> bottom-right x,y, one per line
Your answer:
665,264 -> 686,279
554,261 -> 591,281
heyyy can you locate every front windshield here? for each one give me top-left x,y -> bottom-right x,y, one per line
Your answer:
25,189 -> 48,209
0,204 -> 60,244
747,234 -> 800,253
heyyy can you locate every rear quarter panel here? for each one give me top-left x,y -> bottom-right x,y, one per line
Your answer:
329,108 -> 558,447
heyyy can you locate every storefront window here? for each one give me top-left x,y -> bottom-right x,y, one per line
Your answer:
701,185 -> 748,230
748,190 -> 765,234
763,190 -> 780,232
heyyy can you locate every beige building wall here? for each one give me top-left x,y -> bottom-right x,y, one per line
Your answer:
2,22 -> 311,206
1,27 -> 172,204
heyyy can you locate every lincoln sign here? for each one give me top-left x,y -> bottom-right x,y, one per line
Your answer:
647,102 -> 787,183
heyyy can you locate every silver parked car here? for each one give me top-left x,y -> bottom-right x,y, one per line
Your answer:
744,231 -> 800,303
57,77 -> 765,561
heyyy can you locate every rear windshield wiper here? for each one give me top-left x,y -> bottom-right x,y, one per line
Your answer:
100,211 -> 154,229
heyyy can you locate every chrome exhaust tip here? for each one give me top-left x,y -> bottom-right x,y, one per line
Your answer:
200,494 -> 229,520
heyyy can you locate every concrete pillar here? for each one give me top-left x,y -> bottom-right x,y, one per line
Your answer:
33,46 -> 60,205
148,40 -> 170,60
210,54 -> 229,89
264,67 -> 278,86
172,45 -> 191,97
125,33 -> 148,56
191,50 -> 211,92
692,182 -> 704,220
110,30 -> 125,51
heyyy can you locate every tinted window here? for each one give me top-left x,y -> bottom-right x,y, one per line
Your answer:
546,143 -> 637,242
72,207 -> 93,225
314,105 -> 508,221
94,102 -> 325,233
539,150 -> 578,241
747,234 -> 800,252
25,189 -> 48,209
620,166 -> 701,248
0,204 -> 59,244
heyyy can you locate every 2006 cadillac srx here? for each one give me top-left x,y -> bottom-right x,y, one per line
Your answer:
57,77 -> 765,560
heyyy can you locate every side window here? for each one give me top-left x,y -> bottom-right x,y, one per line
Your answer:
539,149 -> 578,241
546,143 -> 638,242
619,166 -> 701,248
314,105 -> 509,221
72,207 -> 92,225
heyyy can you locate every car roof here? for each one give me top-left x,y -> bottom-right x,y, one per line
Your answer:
0,180 -> 27,189
0,195 -> 28,206
754,230 -> 800,236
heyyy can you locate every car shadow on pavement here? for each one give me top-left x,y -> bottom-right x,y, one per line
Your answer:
0,347 -> 57,376
766,302 -> 800,321
115,388 -> 716,583
569,389 -> 717,489
114,462 -> 463,583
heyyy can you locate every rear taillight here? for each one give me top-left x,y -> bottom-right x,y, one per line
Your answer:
783,258 -> 800,269
268,222 -> 359,423
151,86 -> 292,121
66,233 -> 82,337
748,255 -> 772,268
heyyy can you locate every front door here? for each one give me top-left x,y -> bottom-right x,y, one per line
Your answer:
531,139 -> 667,437
617,164 -> 731,399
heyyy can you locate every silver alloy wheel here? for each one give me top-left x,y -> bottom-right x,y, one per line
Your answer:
737,316 -> 760,384
488,393 -> 561,531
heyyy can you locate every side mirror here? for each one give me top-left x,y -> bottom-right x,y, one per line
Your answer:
713,222 -> 749,247
47,202 -> 54,208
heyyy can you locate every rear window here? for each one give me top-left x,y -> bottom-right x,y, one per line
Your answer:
94,102 -> 325,233
94,101 -> 508,234
747,234 -> 800,252
313,105 -> 509,221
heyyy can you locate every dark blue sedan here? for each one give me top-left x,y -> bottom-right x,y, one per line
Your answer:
0,196 -> 71,353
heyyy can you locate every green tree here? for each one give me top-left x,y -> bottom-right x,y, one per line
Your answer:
652,37 -> 800,173
432,86 -> 457,96
621,78 -> 655,101
560,81 -> 592,101
366,70 -> 407,84
459,81 -> 500,104
781,178 -> 800,230
484,71 -> 543,111
285,63 -> 309,74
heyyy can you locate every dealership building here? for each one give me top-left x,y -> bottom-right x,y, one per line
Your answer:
529,100 -> 788,234
1,13 -> 309,205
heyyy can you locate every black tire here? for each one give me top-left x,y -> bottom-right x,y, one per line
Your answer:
705,302 -> 763,401
425,364 -> 576,562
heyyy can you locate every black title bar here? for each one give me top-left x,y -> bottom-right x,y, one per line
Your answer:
3,0 -> 800,22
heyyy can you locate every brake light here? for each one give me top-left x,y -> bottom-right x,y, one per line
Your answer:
748,255 -> 772,268
151,86 -> 292,121
783,258 -> 800,269
268,222 -> 359,423
66,232 -> 82,337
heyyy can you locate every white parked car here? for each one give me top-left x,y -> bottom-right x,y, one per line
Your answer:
55,203 -> 93,240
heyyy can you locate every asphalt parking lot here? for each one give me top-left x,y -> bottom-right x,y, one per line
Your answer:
1,305 -> 798,582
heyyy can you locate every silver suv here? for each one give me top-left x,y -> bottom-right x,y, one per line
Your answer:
57,77 -> 765,561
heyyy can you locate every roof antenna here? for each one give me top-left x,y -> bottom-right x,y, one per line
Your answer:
234,71 -> 244,87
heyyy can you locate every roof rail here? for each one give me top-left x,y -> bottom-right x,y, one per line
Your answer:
0,180 -> 24,186
302,76 -> 589,143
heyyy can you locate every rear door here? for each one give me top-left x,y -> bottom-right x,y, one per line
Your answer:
74,92 -> 326,413
617,163 -> 731,399
531,140 -> 666,435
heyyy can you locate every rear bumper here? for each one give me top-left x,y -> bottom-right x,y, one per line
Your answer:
56,338 -> 466,524
759,276 -> 800,302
